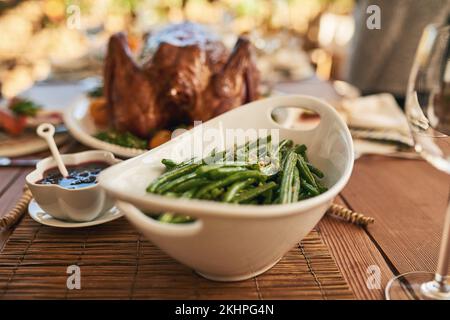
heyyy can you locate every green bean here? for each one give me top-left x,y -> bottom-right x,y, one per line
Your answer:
274,139 -> 293,154
164,192 -> 179,198
265,138 -> 273,158
207,167 -> 248,179
291,167 -> 300,203
262,188 -> 273,204
232,182 -> 277,204
147,163 -> 200,193
210,187 -> 225,199
181,188 -> 198,198
279,140 -> 295,168
293,144 -> 309,162
246,135 -> 272,152
297,155 -> 317,187
158,212 -> 176,223
196,164 -> 251,177
253,135 -> 272,158
207,150 -> 226,163
234,146 -> 247,162
170,215 -> 194,223
223,178 -> 256,202
205,139 -> 254,163
161,158 -> 178,170
301,180 -> 320,196
224,144 -> 238,162
195,171 -> 267,199
176,156 -> 198,168
307,163 -> 325,179
157,172 -> 197,194
294,145 -> 308,162
302,153 -> 309,163
258,160 -> 279,177
315,180 -> 328,194
256,144 -> 270,160
157,188 -> 197,223
280,150 -> 290,172
235,135 -> 271,162
274,142 -> 291,183
299,192 -> 310,200
207,144 -> 251,163
207,147 -> 217,157
273,139 -> 292,163
196,164 -> 223,175
173,178 -> 209,193
294,144 -> 307,155
199,161 -> 247,170
158,212 -> 193,224
279,151 -> 297,204
273,195 -> 280,203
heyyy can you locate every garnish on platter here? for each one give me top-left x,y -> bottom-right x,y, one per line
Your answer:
0,98 -> 63,137
0,97 -> 67,157
87,85 -> 178,150
94,130 -> 148,150
87,21 -> 259,152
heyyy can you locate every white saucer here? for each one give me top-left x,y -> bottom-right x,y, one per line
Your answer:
28,199 -> 123,228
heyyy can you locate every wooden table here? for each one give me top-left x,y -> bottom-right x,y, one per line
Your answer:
0,78 -> 448,300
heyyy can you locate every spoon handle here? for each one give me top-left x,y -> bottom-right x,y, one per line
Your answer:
36,123 -> 69,177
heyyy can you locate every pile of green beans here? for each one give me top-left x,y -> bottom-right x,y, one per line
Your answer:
146,136 -> 327,223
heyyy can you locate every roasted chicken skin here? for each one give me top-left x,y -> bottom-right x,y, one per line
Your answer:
104,22 -> 259,138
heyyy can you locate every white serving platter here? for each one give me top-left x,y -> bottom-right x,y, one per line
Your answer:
64,97 -> 147,158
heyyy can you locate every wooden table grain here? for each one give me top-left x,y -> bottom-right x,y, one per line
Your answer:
0,78 -> 447,300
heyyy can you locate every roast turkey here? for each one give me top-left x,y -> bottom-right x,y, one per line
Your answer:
104,22 -> 259,138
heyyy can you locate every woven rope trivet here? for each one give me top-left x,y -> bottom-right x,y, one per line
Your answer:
327,203 -> 375,227
0,186 -> 33,230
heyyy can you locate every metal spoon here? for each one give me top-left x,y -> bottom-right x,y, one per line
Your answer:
0,157 -> 39,167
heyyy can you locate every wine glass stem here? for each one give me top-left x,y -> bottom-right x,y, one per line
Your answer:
435,197 -> 450,287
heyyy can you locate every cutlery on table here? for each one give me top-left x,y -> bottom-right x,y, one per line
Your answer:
0,157 -> 39,167
0,136 -> 78,167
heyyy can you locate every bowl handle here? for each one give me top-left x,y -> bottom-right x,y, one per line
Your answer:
116,200 -> 203,238
265,95 -> 341,134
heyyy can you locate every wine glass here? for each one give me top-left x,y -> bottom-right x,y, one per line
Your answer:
385,24 -> 450,300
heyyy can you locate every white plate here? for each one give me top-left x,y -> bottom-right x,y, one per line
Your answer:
0,132 -> 69,157
63,97 -> 147,158
28,199 -> 123,228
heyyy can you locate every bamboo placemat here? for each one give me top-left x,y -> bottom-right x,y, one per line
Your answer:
0,215 -> 354,300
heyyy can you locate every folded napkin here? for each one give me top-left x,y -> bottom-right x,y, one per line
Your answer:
337,93 -> 416,158
341,93 -> 410,135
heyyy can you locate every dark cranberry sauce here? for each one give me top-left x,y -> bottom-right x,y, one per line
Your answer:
36,161 -> 109,189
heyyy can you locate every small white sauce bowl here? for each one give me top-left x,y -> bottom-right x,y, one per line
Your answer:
26,150 -> 121,222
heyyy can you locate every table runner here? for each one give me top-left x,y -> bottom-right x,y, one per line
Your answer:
0,215 -> 353,299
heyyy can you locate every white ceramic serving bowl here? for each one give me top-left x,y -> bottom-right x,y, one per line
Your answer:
26,150 -> 121,222
99,95 -> 354,281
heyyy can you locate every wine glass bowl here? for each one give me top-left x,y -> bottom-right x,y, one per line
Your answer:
386,24 -> 450,300
406,25 -> 450,174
